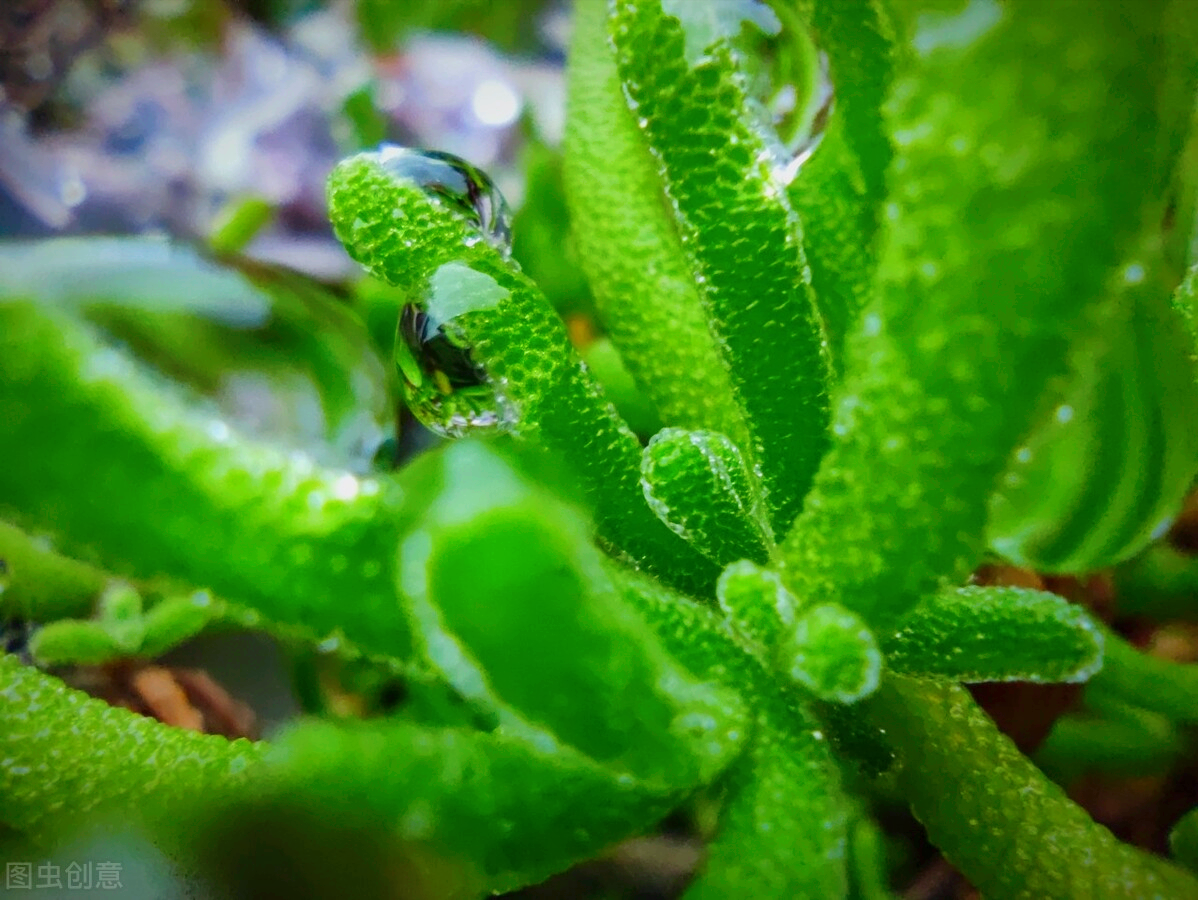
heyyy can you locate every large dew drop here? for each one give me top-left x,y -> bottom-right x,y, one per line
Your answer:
394,261 -> 517,439
375,145 -> 513,256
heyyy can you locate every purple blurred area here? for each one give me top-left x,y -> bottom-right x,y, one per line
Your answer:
0,0 -> 566,279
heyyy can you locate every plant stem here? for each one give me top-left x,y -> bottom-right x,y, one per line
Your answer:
864,675 -> 1198,899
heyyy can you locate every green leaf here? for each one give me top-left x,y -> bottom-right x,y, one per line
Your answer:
0,655 -> 261,845
29,621 -> 123,666
610,0 -> 835,532
641,428 -> 772,566
776,603 -> 881,703
781,0 -> 1198,630
715,559 -> 798,650
0,237 -> 390,462
987,275 -> 1198,573
865,675 -> 1198,899
1086,626 -> 1198,724
563,0 -> 749,445
579,338 -> 663,437
0,519 -> 105,622
610,565 -> 852,897
399,441 -> 748,786
251,716 -> 687,895
97,583 -> 146,652
1173,807 -> 1198,874
327,152 -> 718,594
1036,702 -> 1183,782
883,585 -> 1104,683
786,0 -> 897,370
1115,543 -> 1198,620
139,594 -> 217,658
0,303 -> 426,662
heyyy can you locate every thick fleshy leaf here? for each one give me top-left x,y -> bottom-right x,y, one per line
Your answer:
987,281 -> 1198,573
609,564 -> 852,898
0,655 -> 262,845
1115,543 -> 1198,620
1036,702 -> 1183,782
0,519 -> 105,622
1086,626 -> 1198,724
776,603 -> 881,703
0,236 -> 390,470
883,586 -> 1104,683
786,0 -> 896,369
249,717 -> 687,896
641,428 -> 772,566
781,0 -> 1198,630
563,0 -> 748,444
715,559 -> 798,650
0,303 -> 424,661
865,675 -> 1198,898
610,0 -> 835,532
398,442 -> 749,786
1173,807 -> 1198,874
327,151 -> 718,594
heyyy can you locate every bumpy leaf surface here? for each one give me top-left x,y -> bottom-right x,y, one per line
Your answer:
867,676 -> 1198,899
563,0 -> 749,444
884,586 -> 1104,683
328,155 -> 718,593
782,0 -> 1198,629
610,0 -> 835,532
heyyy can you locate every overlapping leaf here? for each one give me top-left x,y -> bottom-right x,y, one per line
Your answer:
782,0 -> 1198,630
563,0 -> 748,444
327,153 -> 718,593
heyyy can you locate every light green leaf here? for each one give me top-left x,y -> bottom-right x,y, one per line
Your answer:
641,428 -> 772,566
786,0 -> 897,369
610,564 -> 852,897
716,559 -> 798,650
400,442 -> 749,786
29,621 -> 124,667
883,585 -> 1104,683
777,603 -> 881,702
1086,626 -> 1198,724
327,152 -> 718,594
610,0 -> 835,532
252,716 -> 687,895
563,0 -> 749,445
781,0 -> 1198,630
987,276 -> 1198,573
0,303 -> 425,662
866,675 -> 1198,898
0,655 -> 262,845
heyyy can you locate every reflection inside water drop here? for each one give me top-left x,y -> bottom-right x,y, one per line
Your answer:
375,145 -> 513,256
394,262 -> 516,439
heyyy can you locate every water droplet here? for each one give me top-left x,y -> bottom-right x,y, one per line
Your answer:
316,634 -> 342,654
395,262 -> 517,439
1121,262 -> 1146,285
771,51 -> 835,184
374,145 -> 512,256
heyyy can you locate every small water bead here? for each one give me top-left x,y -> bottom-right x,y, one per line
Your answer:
394,262 -> 517,439
374,145 -> 513,257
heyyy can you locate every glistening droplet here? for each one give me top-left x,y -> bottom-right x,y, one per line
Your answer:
375,145 -> 513,256
394,262 -> 517,439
